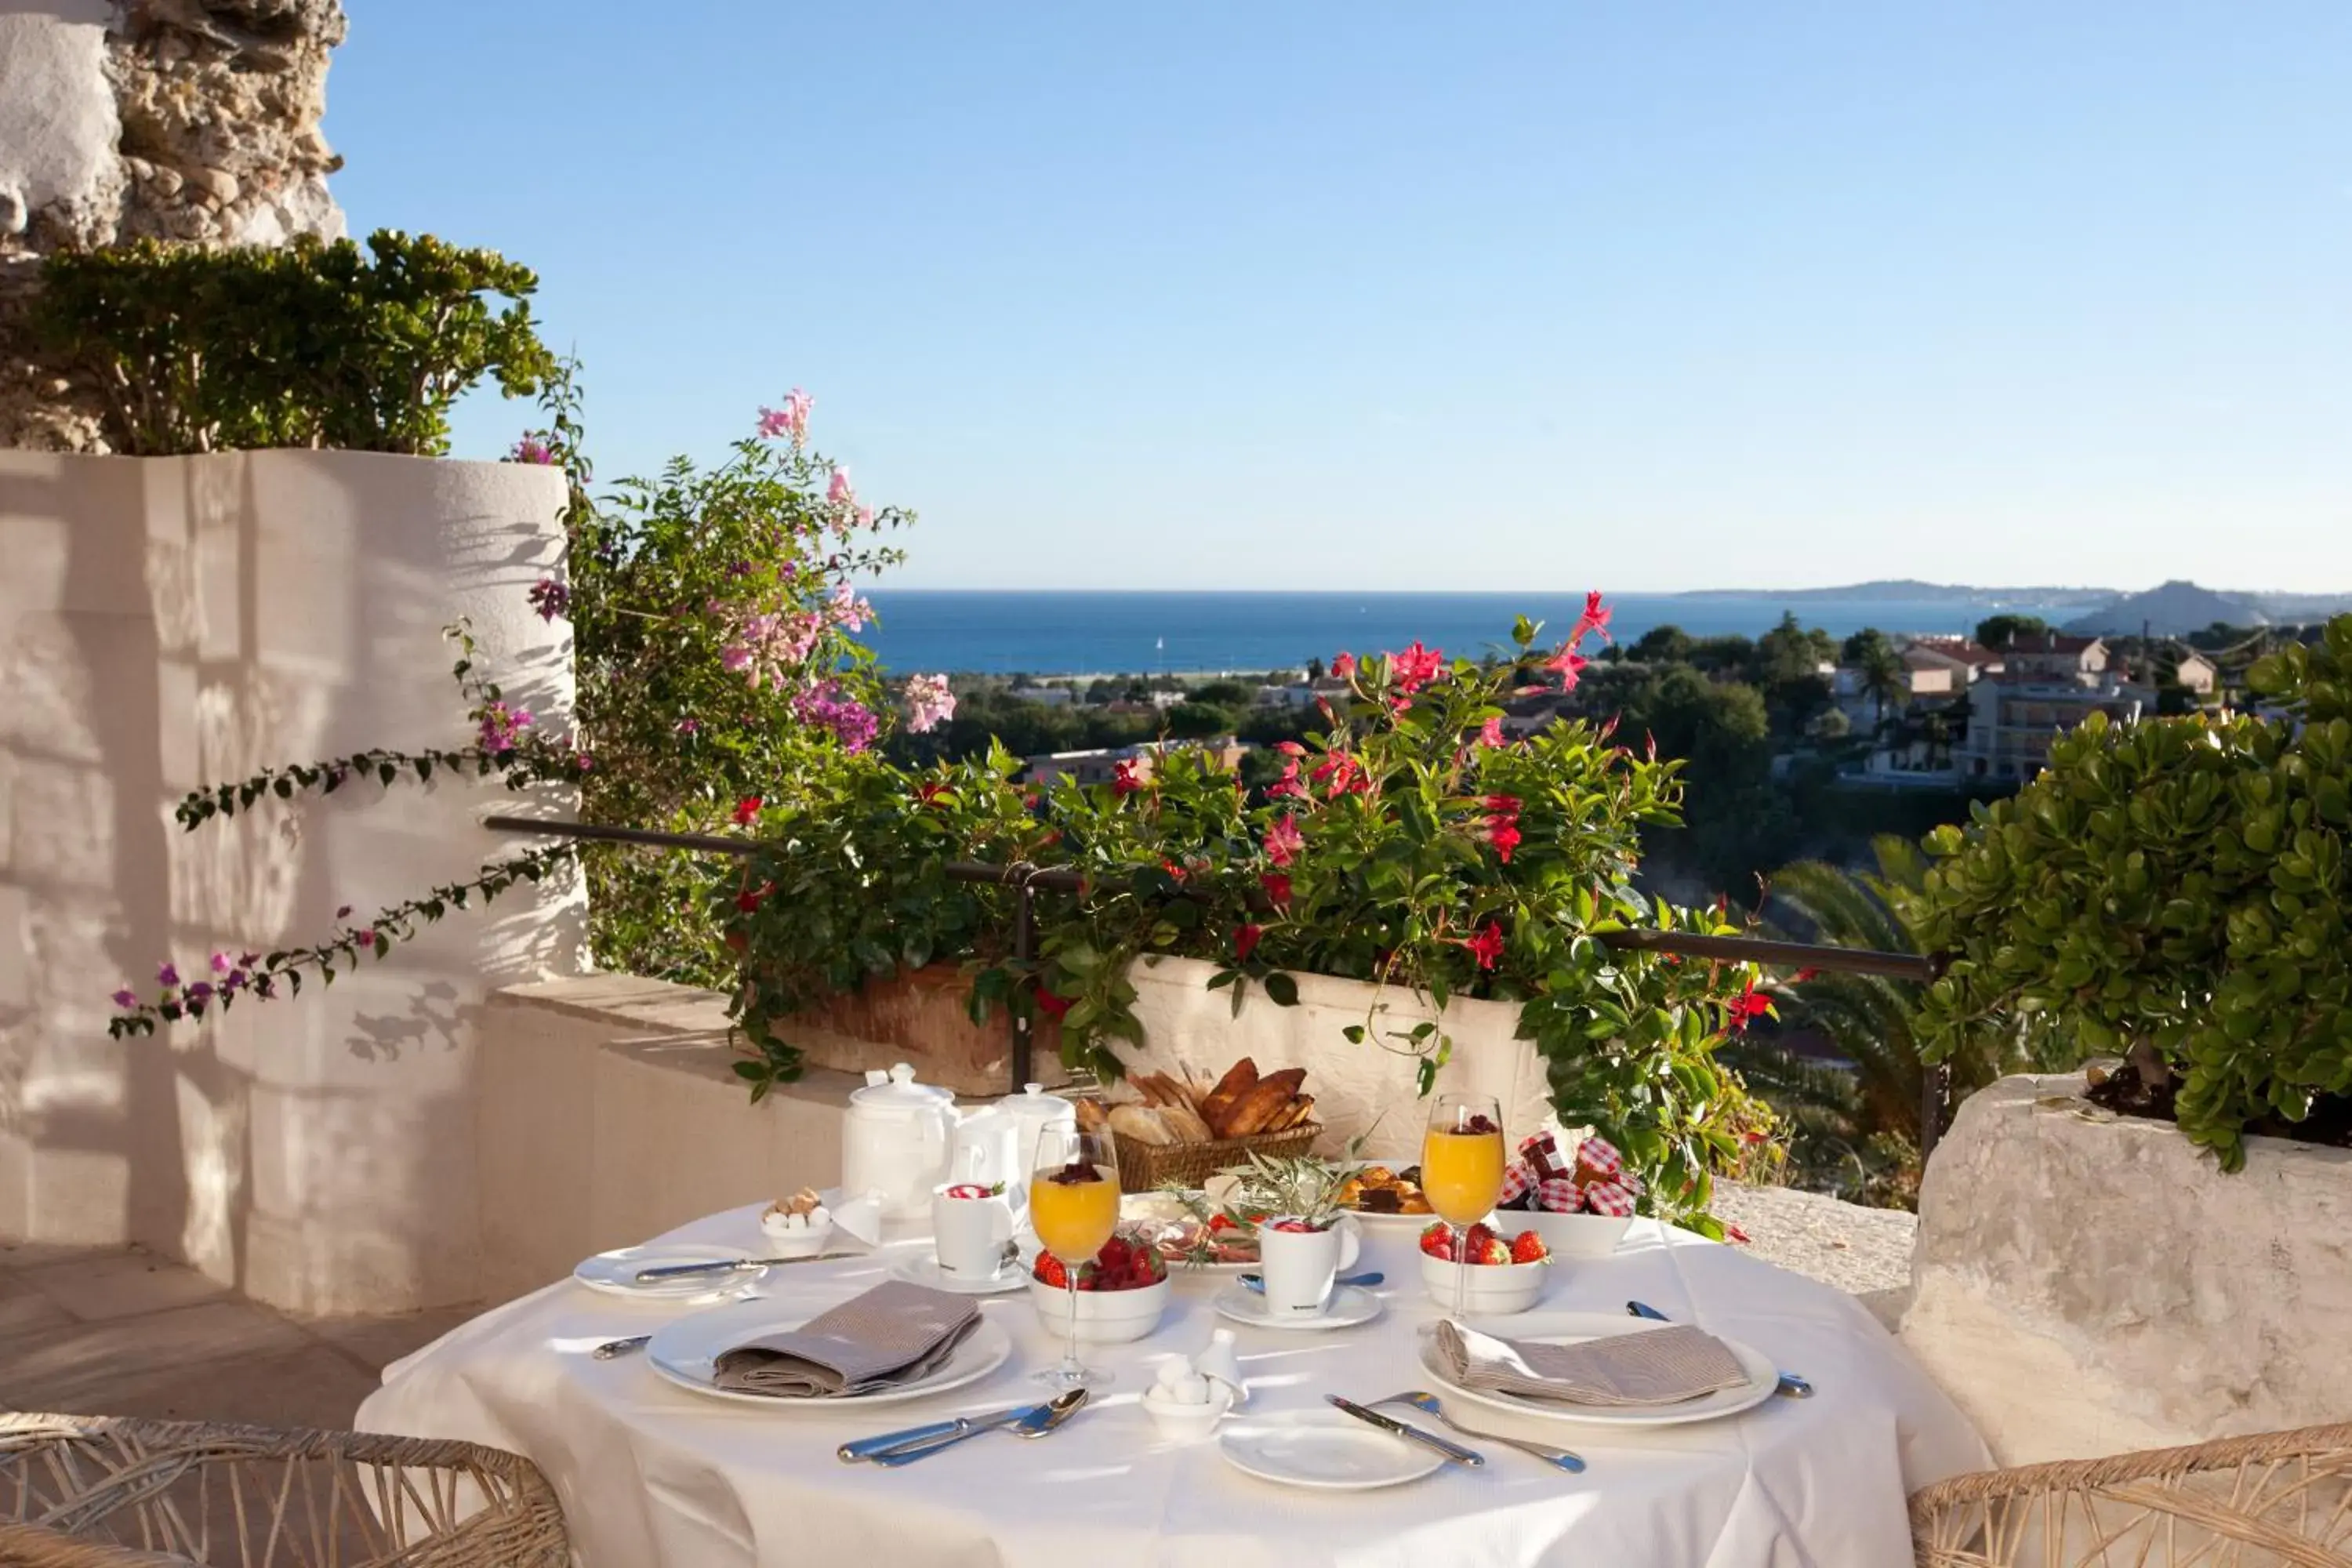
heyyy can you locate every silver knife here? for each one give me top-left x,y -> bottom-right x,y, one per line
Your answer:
633,1252 -> 846,1283
1327,1395 -> 1483,1467
1625,1300 -> 1813,1398
837,1402 -> 1047,1463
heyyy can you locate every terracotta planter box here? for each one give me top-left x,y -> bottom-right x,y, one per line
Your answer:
779,964 -> 1072,1096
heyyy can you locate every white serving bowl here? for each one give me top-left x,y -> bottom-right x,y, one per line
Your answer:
1518,1210 -> 1633,1259
757,1211 -> 835,1254
1027,1273 -> 1172,1343
1417,1250 -> 1550,1316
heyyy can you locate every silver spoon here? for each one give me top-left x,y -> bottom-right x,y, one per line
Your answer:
870,1388 -> 1087,1466
1371,1389 -> 1585,1472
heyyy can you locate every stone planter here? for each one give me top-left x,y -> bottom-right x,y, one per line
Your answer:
1117,956 -> 1554,1163
0,449 -> 583,1312
1899,1073 -> 2352,1465
781,964 -> 1071,1096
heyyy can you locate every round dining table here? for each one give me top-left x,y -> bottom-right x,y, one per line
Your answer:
357,1202 -> 1987,1567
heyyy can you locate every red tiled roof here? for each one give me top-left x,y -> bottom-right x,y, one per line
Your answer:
2003,633 -> 2101,655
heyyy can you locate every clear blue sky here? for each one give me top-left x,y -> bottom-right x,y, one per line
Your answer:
325,3 -> 2349,593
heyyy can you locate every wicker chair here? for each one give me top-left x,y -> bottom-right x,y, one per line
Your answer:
0,1414 -> 568,1567
1910,1423 -> 2352,1566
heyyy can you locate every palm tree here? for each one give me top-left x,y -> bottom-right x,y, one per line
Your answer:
1856,637 -> 1906,736
1728,836 -> 2074,1200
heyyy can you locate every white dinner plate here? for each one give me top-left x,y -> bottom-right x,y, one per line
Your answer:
1338,1207 -> 1439,1231
573,1243 -> 764,1301
1418,1312 -> 1781,1428
644,1297 -> 1014,1408
1218,1410 -> 1445,1490
886,1254 -> 1028,1297
1212,1283 -> 1384,1333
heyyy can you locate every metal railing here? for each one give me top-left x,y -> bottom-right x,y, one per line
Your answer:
484,812 -> 1954,1143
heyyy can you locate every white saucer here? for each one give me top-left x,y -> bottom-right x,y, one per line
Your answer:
1218,1409 -> 1443,1490
573,1243 -> 763,1300
1211,1282 -> 1384,1332
886,1254 -> 1028,1296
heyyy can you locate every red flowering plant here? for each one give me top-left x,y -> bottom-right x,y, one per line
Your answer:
717,600 -> 1770,1225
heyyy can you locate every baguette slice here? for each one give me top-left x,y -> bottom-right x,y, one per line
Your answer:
1160,1102 -> 1214,1144
1270,1094 -> 1315,1131
1109,1104 -> 1176,1146
1073,1098 -> 1109,1134
1198,1058 -> 1260,1135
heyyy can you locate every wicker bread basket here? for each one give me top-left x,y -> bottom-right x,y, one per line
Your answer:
1112,1122 -> 1323,1193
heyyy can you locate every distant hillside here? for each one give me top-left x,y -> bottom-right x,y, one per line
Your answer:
1668,580 -> 2114,605
2062,581 -> 2268,637
2252,591 -> 2352,622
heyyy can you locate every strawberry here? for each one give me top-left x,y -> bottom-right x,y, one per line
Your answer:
1476,1236 -> 1511,1266
1465,1222 -> 1497,1258
1509,1230 -> 1549,1264
1418,1222 -> 1455,1261
1033,1254 -> 1067,1289
1207,1214 -> 1241,1235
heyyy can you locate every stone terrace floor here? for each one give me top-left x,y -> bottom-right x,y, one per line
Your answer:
0,1183 -> 1915,1429
0,1240 -> 477,1429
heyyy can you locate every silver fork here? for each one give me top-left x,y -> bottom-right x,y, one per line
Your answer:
1371,1390 -> 1584,1472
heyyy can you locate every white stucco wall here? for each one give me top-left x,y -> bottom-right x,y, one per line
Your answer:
0,448 -> 585,1312
1118,956 -> 1555,1162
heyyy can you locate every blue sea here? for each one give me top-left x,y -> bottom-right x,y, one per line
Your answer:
862,591 -> 2100,677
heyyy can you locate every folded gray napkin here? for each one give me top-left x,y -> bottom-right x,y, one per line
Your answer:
712,1281 -> 981,1399
1435,1319 -> 1748,1406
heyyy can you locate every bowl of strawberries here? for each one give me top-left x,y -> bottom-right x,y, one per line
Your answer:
1417,1222 -> 1552,1316
1028,1228 -> 1174,1343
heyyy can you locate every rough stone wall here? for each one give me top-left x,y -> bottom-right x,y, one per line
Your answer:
0,0 -> 347,452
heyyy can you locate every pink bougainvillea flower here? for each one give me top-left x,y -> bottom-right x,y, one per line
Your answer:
1330,652 -> 1356,680
732,796 -> 764,826
1548,648 -> 1588,691
1264,814 -> 1305,867
1112,757 -> 1144,796
477,701 -> 534,754
528,576 -> 569,622
509,437 -> 555,465
827,469 -> 855,505
1388,641 -> 1445,695
675,717 -> 699,736
855,506 -> 876,529
1234,924 -> 1264,963
111,988 -> 139,1009
1261,870 -> 1292,908
791,682 -> 880,753
157,962 -> 180,987
210,952 -> 230,975
186,981 -> 214,1003
826,582 -> 874,634
903,672 -> 956,733
1462,920 -> 1506,971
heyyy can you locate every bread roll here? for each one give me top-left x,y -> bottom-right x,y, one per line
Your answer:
1073,1098 -> 1109,1134
1198,1058 -> 1260,1135
1271,1093 -> 1314,1131
1225,1068 -> 1308,1137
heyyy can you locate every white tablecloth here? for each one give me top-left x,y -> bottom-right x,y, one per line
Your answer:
358,1207 -> 1987,1567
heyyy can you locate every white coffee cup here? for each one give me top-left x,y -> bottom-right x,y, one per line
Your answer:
1256,1217 -> 1342,1318
931,1184 -> 1014,1282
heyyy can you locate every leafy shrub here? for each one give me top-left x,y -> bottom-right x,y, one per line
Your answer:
1912,615 -> 2352,1167
727,609 -> 1777,1227
38,230 -> 553,456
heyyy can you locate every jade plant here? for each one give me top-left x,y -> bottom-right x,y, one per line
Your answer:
1912,615 -> 2351,1167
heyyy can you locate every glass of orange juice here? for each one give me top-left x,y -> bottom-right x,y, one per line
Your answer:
1422,1093 -> 1505,1323
1028,1123 -> 1122,1391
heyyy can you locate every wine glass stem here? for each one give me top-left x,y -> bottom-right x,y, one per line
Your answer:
1452,1229 -> 1469,1323
1063,1267 -> 1083,1378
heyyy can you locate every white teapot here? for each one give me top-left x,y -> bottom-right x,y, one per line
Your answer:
842,1063 -> 960,1220
1000,1082 -> 1077,1181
